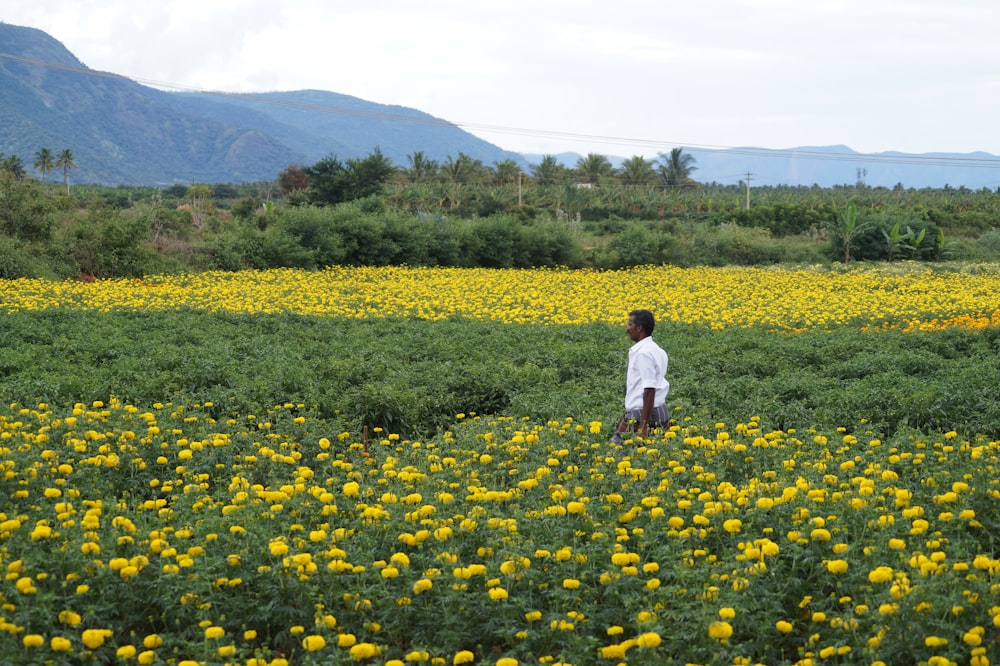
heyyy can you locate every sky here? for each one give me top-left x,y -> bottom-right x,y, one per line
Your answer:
5,0 -> 1000,159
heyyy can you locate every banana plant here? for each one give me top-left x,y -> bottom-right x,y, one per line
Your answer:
881,221 -> 911,262
827,201 -> 874,263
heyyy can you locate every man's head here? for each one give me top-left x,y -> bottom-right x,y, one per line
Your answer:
627,309 -> 655,341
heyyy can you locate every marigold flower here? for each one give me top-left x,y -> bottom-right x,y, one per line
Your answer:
302,635 -> 326,651
868,566 -> 894,583
826,559 -> 849,574
51,636 -> 73,652
350,642 -> 381,660
489,587 -> 509,600
708,621 -> 733,640
23,634 -> 44,648
454,650 -> 475,664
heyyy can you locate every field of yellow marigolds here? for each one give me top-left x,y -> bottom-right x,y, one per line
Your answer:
1,263 -> 999,666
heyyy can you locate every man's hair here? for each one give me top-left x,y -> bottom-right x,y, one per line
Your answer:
629,309 -> 655,335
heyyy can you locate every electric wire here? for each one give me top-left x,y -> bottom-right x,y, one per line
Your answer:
4,51 -> 1000,172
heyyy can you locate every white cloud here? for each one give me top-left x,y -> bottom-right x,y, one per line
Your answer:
5,0 -> 1000,157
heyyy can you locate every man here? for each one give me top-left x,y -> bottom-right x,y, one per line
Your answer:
612,309 -> 670,444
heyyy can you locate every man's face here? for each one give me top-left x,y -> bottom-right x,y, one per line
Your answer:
627,316 -> 643,342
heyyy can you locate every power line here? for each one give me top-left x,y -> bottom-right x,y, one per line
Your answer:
4,51 -> 1000,171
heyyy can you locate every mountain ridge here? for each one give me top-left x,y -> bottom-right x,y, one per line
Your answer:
0,22 -> 525,184
2,22 -> 999,189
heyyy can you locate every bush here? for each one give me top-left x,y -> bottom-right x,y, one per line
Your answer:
603,222 -> 667,268
63,205 -> 167,278
0,172 -> 54,241
0,236 -> 52,278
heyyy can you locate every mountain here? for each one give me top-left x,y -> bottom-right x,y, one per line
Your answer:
0,23 -> 526,185
4,23 -> 999,189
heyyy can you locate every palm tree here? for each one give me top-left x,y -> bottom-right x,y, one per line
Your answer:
0,153 -> 26,179
530,155 -> 564,186
616,155 -> 656,187
491,159 -> 521,186
574,152 -> 613,186
441,153 -> 482,185
55,148 -> 76,194
656,147 -> 698,190
33,147 -> 54,182
405,151 -> 438,184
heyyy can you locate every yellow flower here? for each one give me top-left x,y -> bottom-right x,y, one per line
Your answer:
775,620 -> 793,634
708,621 -> 733,640
137,650 -> 157,665
23,634 -> 45,648
636,632 -> 662,648
82,628 -> 111,649
15,577 -> 36,594
143,634 -> 163,648
489,587 -> 509,600
302,635 -> 326,651
723,519 -> 742,534
453,650 -> 475,664
204,625 -> 225,639
563,578 -> 581,590
59,610 -> 82,626
868,566 -> 894,584
350,642 -> 382,660
826,559 -> 849,574
600,644 -> 628,660
51,636 -> 73,652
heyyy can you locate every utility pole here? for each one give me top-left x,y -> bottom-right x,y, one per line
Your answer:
744,171 -> 752,210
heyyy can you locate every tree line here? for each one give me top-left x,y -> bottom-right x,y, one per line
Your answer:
1,143 -> 999,280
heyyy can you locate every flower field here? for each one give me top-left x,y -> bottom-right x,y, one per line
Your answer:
1,264 -> 999,665
3,263 -> 1000,331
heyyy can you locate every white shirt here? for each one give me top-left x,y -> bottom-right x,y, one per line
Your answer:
625,336 -> 669,411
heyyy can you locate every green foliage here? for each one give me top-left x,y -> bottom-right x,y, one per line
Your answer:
2,310 -> 997,440
63,203 -> 168,277
724,201 -> 835,237
304,150 -> 396,206
1,171 -> 1000,278
0,172 -> 54,241
0,236 -> 52,278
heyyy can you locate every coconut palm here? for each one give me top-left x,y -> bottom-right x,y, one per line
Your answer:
405,151 -> 438,184
442,153 -> 482,185
530,155 -> 564,186
616,155 -> 657,187
574,152 -> 613,186
491,159 -> 521,186
55,148 -> 76,194
656,147 -> 698,190
33,147 -> 54,182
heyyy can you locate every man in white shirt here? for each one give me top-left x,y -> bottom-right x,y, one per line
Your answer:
612,309 -> 670,445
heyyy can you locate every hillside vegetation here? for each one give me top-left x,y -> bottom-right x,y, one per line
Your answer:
1,147 -> 999,280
